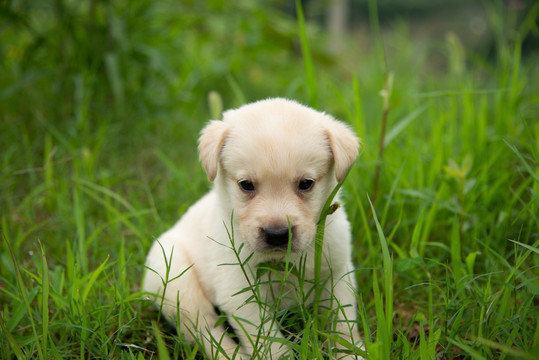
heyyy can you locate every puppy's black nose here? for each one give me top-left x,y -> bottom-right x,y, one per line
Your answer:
262,226 -> 292,247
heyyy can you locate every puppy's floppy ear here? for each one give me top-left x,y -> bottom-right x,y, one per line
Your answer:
324,117 -> 361,183
198,120 -> 229,182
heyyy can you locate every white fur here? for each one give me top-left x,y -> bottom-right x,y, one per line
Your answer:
143,98 -> 364,359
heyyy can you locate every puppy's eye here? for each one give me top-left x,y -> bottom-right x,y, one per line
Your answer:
298,179 -> 315,192
238,180 -> 255,193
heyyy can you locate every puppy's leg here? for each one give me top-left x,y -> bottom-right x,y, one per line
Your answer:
147,249 -> 239,359
172,282 -> 240,359
217,278 -> 289,359
227,303 -> 288,358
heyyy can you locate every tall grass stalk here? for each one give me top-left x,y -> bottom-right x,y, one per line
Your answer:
372,73 -> 393,203
38,241 -> 49,359
295,0 -> 318,107
368,196 -> 394,359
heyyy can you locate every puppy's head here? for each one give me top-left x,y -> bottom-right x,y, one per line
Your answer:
198,98 -> 359,255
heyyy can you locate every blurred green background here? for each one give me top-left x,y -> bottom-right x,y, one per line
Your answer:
1,0 -> 538,359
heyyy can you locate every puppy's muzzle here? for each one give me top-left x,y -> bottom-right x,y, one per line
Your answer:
261,226 -> 294,248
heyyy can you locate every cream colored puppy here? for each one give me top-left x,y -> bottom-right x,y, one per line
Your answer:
143,98 -> 363,359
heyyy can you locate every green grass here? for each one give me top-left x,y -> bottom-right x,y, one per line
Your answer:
1,0 -> 538,359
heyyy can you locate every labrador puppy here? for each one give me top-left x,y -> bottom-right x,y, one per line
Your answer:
143,98 -> 363,359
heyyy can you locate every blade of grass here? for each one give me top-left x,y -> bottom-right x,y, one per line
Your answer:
410,208 -> 425,258
533,318 -> 539,353
2,233 -> 44,360
5,296 -> 28,332
372,268 -> 390,360
78,184 -> 145,240
81,255 -> 111,304
450,217 -> 463,292
104,52 -> 125,105
504,139 -> 539,184
372,73 -> 393,202
77,179 -> 137,213
73,186 -> 87,274
474,336 -> 536,360
419,323 -> 428,360
311,176 -> 348,356
353,75 -> 366,139
508,238 -> 539,255
321,329 -> 368,359
381,164 -> 404,228
447,337 -> 487,360
39,241 -> 49,359
0,312 -> 26,359
152,321 -> 172,360
357,295 -> 371,349
226,75 -> 247,105
428,328 -> 441,359
383,105 -> 428,147
367,0 -> 386,69
295,0 -> 317,107
314,180 -> 344,307
368,194 -> 394,360
368,195 -> 393,329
